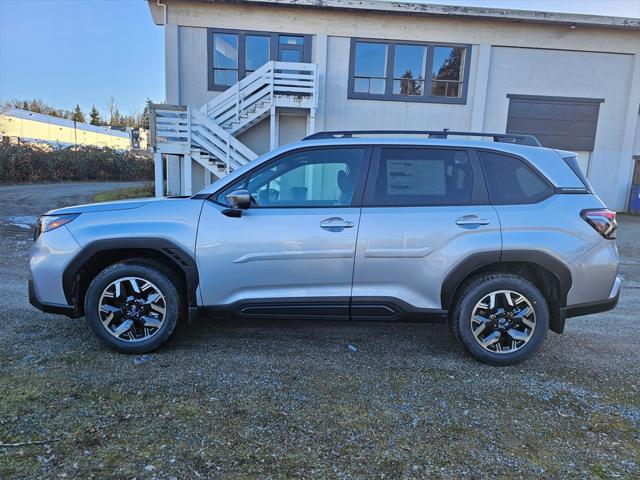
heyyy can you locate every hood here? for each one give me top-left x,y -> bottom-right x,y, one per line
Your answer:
44,196 -> 173,215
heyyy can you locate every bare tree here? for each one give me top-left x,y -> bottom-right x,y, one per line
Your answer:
105,96 -> 117,126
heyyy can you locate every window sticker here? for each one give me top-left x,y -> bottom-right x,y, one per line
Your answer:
386,159 -> 446,195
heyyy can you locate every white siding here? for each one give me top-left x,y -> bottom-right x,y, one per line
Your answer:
178,26 -> 216,107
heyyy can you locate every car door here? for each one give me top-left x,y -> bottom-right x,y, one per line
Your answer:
196,146 -> 371,319
351,146 -> 501,318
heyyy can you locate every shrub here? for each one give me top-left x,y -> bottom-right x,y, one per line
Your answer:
0,143 -> 154,183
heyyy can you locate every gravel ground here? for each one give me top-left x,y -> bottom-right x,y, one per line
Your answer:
0,183 -> 638,479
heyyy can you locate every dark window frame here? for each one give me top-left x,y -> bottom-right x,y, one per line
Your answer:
207,28 -> 312,91
348,38 -> 472,105
476,148 -> 555,205
212,145 -> 374,209
362,145 -> 489,207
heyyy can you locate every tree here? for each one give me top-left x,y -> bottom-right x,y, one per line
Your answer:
89,105 -> 101,125
111,108 -> 122,127
399,70 -> 423,96
105,96 -> 117,125
141,99 -> 151,130
72,104 -> 85,123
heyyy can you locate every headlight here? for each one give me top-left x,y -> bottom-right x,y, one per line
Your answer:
35,213 -> 80,239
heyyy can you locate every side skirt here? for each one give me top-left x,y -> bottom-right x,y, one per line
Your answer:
202,297 -> 448,323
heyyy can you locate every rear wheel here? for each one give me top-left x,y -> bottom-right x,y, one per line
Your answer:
84,260 -> 182,353
450,273 -> 549,365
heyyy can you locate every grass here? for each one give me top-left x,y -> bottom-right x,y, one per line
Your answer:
93,183 -> 155,202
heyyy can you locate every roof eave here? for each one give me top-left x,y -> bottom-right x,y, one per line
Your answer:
197,0 -> 640,31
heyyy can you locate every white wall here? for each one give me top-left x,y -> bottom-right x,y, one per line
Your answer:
484,47 -> 635,209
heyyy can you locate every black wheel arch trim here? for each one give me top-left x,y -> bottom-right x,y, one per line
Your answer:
441,250 -> 572,311
61,238 -> 199,312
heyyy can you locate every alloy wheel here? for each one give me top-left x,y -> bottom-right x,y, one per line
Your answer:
470,289 -> 536,354
98,276 -> 167,342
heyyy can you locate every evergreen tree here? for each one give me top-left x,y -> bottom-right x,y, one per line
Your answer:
141,101 -> 150,130
89,105 -> 101,125
399,70 -> 423,96
111,108 -> 122,127
72,104 -> 85,123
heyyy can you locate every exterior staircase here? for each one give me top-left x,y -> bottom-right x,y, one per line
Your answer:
150,61 -> 317,195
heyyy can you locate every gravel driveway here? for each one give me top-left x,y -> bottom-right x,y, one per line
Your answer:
1,183 -> 638,479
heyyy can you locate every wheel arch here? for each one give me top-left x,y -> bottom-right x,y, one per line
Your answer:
62,238 -> 199,317
441,250 -> 572,334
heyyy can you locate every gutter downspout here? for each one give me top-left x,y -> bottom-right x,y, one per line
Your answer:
156,0 -> 167,25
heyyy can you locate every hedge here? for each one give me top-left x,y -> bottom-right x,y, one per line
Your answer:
0,143 -> 154,183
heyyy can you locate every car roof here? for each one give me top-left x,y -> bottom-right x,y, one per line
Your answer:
197,136 -> 585,195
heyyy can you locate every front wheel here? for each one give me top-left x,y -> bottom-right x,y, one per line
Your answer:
450,273 -> 549,366
84,260 -> 183,353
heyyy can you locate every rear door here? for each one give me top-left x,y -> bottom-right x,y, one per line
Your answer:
351,146 -> 501,318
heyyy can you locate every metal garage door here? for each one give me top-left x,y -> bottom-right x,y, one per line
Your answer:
506,94 -> 603,151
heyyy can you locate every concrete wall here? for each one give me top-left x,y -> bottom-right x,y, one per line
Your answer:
153,0 -> 640,209
238,117 -> 271,155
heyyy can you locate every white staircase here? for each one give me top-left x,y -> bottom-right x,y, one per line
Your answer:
151,61 -> 317,195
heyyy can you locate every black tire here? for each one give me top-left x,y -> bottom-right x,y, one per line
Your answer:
84,259 -> 183,353
450,273 -> 549,366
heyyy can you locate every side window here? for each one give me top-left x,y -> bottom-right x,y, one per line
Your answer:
479,151 -> 552,205
217,148 -> 366,207
367,148 -> 473,206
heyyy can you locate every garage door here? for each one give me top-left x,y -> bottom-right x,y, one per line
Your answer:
506,94 -> 603,151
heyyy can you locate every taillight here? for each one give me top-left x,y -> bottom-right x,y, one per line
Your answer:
581,209 -> 617,239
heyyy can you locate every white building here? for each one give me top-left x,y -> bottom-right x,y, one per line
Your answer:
147,0 -> 640,211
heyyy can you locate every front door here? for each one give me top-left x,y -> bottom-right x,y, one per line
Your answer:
351,146 -> 501,318
278,35 -> 305,63
196,146 -> 371,318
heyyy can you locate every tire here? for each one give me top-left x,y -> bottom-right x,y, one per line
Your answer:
84,259 -> 183,353
450,273 -> 549,366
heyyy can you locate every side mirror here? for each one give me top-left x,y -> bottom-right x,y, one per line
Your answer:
222,189 -> 251,217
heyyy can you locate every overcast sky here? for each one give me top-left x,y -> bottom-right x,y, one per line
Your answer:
0,0 -> 638,117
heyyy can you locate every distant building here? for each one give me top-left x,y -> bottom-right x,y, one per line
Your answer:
0,108 -> 150,151
147,0 -> 640,211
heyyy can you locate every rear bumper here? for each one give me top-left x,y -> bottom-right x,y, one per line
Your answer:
28,276 -> 78,317
564,275 -> 621,319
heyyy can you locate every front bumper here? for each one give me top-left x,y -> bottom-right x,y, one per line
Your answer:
28,276 -> 78,317
565,275 -> 621,319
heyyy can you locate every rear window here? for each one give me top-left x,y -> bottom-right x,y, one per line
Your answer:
366,148 -> 474,206
479,150 -> 552,205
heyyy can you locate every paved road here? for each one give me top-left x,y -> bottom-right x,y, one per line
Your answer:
0,183 -> 638,479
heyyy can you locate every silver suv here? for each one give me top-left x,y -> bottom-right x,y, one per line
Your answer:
29,131 -> 620,365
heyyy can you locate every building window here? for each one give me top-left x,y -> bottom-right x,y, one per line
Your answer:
431,46 -> 465,98
208,29 -> 312,91
245,35 -> 270,74
348,38 -> 471,104
353,42 -> 388,95
213,33 -> 239,87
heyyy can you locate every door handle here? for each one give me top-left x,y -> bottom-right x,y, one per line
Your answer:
456,215 -> 490,228
320,217 -> 354,231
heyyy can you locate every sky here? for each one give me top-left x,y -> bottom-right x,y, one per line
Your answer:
0,0 -> 639,118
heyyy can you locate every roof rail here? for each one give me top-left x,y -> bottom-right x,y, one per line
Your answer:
303,130 -> 542,147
